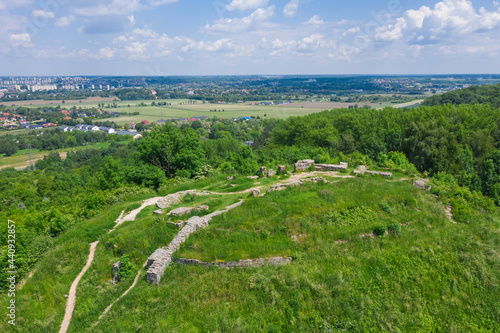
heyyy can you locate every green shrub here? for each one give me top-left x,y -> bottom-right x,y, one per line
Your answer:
116,255 -> 135,281
322,206 -> 375,227
379,202 -> 392,214
373,225 -> 387,236
387,222 -> 401,235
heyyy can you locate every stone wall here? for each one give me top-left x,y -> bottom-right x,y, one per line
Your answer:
315,162 -> 348,172
267,177 -> 327,193
146,200 -> 244,285
294,159 -> 315,172
353,165 -> 392,178
173,256 -> 292,269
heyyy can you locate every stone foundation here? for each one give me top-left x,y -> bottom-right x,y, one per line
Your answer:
173,256 -> 292,269
146,200 -> 244,285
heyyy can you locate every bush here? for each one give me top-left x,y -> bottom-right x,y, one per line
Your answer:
373,225 -> 387,236
387,222 -> 401,235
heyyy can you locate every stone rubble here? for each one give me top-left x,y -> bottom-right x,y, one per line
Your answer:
267,177 -> 327,193
156,190 -> 212,210
354,165 -> 392,178
413,178 -> 430,190
268,169 -> 276,177
147,200 -> 244,285
173,256 -> 292,269
168,205 -> 210,217
294,159 -> 315,172
251,189 -> 261,197
315,163 -> 348,172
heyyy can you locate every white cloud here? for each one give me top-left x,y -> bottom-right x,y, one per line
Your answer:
149,0 -> 177,6
204,6 -> 275,33
98,47 -> 114,58
283,0 -> 299,17
226,0 -> 269,11
307,15 -> 324,25
73,0 -> 142,16
269,34 -> 331,56
55,16 -> 76,28
10,33 -> 33,48
0,0 -> 31,10
375,0 -> 500,43
32,10 -> 55,20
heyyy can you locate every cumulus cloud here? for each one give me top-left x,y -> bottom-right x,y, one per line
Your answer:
0,0 -> 31,10
226,0 -> 269,11
269,34 -> 331,56
375,0 -> 500,43
55,16 -> 76,28
283,0 -> 299,17
307,15 -> 324,25
204,6 -> 275,33
10,33 -> 33,48
73,0 -> 142,16
32,10 -> 55,20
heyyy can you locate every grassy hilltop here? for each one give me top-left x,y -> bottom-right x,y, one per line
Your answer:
2,172 -> 499,332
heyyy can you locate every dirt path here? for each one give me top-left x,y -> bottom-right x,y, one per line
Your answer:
109,197 -> 163,233
445,202 -> 457,224
93,261 -> 148,328
59,241 -> 99,333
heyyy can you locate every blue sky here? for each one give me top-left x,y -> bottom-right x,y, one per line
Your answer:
1,0 -> 500,75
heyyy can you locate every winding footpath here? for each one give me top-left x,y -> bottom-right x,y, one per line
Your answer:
59,241 -> 99,333
59,197 -> 162,333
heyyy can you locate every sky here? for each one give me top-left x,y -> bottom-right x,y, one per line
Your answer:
1,0 -> 500,75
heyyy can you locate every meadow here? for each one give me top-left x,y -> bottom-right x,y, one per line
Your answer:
3,174 -> 499,332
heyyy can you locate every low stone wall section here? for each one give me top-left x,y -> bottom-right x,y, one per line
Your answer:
147,200 -> 244,285
267,177 -> 327,193
173,257 -> 292,269
315,163 -> 348,172
294,159 -> 315,172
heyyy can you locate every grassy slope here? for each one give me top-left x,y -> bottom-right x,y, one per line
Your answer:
2,177 -> 499,332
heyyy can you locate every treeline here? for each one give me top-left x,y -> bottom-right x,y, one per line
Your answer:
268,104 -> 500,203
0,129 -> 120,156
422,83 -> 500,108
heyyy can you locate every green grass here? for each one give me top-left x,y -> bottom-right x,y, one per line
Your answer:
3,177 -> 499,332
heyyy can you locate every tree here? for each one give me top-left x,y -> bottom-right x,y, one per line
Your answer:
137,124 -> 204,178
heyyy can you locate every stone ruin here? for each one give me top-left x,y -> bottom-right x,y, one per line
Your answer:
112,261 -> 121,284
353,165 -> 392,178
259,166 -> 267,176
315,162 -> 348,172
146,200 -> 244,285
173,256 -> 292,269
267,177 -> 327,193
251,189 -> 261,197
279,165 -> 286,173
267,169 -> 276,177
294,159 -> 315,172
413,178 -> 430,191
167,220 -> 185,230
168,205 -> 210,217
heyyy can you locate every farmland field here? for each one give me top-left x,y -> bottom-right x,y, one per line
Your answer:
1,98 -> 421,126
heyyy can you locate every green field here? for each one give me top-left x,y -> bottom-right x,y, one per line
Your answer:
2,174 -> 499,332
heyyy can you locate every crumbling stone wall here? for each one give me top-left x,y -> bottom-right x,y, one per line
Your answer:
146,200 -> 244,285
294,159 -> 315,172
173,256 -> 292,268
315,162 -> 348,172
267,177 -> 327,193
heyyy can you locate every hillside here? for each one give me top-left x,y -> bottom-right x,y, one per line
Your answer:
2,168 -> 499,332
422,83 -> 500,108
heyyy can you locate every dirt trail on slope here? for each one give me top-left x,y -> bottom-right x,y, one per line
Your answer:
109,197 -> 163,233
59,241 -> 99,333
93,261 -> 148,327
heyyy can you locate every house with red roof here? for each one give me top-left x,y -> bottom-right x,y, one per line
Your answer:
130,123 -> 136,129
140,120 -> 150,125
64,117 -> 71,120
188,118 -> 197,122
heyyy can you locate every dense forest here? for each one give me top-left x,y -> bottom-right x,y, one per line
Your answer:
2,86 -> 500,296
422,83 -> 500,108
